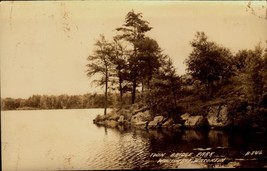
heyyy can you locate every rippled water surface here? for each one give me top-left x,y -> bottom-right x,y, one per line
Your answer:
2,109 -> 267,170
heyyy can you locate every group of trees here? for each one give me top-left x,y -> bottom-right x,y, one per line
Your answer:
87,10 -> 267,124
1,93 -> 115,110
186,31 -> 267,102
185,32 -> 234,98
234,44 -> 267,102
87,10 -> 180,116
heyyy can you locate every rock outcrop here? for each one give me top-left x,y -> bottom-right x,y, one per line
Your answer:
161,118 -> 174,128
118,115 -> 125,125
181,113 -> 208,128
130,110 -> 152,130
148,116 -> 164,129
131,111 -> 152,124
105,120 -> 118,128
207,105 -> 229,128
93,104 -> 232,131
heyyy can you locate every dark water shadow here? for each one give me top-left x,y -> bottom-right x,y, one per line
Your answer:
111,126 -> 267,168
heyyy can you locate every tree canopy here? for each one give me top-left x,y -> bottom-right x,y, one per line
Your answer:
186,32 -> 234,97
86,35 -> 114,115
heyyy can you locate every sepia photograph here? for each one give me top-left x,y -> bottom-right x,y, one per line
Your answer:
1,1 -> 267,170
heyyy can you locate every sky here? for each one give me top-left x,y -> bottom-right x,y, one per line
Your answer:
1,1 -> 266,98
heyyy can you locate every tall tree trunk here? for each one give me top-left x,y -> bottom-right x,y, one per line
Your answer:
119,75 -> 123,107
207,81 -> 214,98
141,80 -> 144,93
173,90 -> 177,109
205,82 -> 212,99
104,66 -> 108,115
132,76 -> 136,104
132,43 -> 137,104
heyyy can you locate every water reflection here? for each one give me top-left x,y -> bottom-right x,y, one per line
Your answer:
111,126 -> 267,169
2,110 -> 267,170
208,130 -> 229,148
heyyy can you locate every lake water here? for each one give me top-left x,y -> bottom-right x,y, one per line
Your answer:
1,109 -> 267,170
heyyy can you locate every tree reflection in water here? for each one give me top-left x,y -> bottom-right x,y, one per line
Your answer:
111,126 -> 267,169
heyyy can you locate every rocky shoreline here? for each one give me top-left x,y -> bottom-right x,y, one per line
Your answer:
93,104 -> 232,131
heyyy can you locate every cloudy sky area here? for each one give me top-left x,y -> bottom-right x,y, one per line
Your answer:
1,1 -> 266,98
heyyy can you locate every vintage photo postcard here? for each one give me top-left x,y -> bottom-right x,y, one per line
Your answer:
1,1 -> 267,170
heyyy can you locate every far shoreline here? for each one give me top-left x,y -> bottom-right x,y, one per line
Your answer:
1,107 -> 112,111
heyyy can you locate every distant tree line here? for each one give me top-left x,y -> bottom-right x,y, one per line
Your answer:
1,93 -> 117,110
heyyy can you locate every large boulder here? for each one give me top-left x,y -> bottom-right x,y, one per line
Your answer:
181,113 -> 190,120
107,112 -> 120,121
131,110 -> 152,129
169,124 -> 182,131
93,114 -> 107,124
118,109 -> 132,122
118,115 -> 125,124
96,121 -> 105,126
161,118 -> 175,128
181,113 -> 208,128
133,121 -> 148,130
148,116 -> 164,129
131,110 -> 152,124
104,120 -> 118,128
207,105 -> 229,128
131,111 -> 152,129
